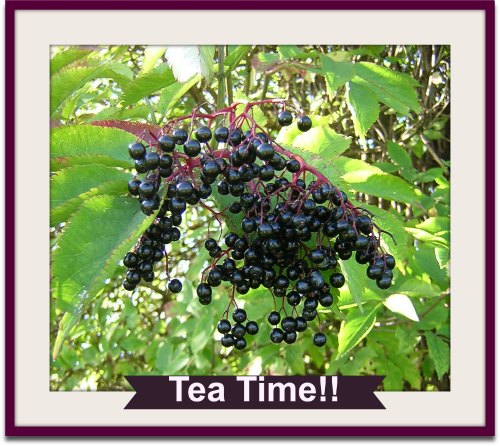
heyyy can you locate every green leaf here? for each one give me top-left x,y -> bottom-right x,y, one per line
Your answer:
157,75 -> 202,116
342,170 -> 430,208
354,62 -> 420,114
225,45 -> 251,72
51,47 -> 93,76
337,305 -> 379,358
395,326 -> 419,352
165,45 -> 215,82
373,162 -> 399,174
51,60 -> 133,116
346,80 -> 379,137
89,105 -> 152,122
405,227 -> 449,249
383,294 -> 419,321
322,56 -> 356,96
292,125 -> 351,158
397,278 -> 443,298
53,312 -> 79,360
257,53 -> 280,65
355,203 -> 409,265
339,259 -> 366,308
121,64 -> 176,106
379,360 -> 404,390
387,141 -> 412,169
338,346 -> 377,375
155,341 -> 174,372
423,129 -> 442,140
435,246 -> 450,269
52,195 -> 154,356
413,167 -> 445,183
415,216 -> 450,234
425,332 -> 450,379
163,351 -> 190,375
286,345 -> 306,374
140,46 -> 166,75
190,312 -> 213,354
51,125 -> 135,171
50,165 -> 130,225
278,45 -> 308,60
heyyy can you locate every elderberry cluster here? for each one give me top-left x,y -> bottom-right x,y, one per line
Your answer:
121,101 -> 396,351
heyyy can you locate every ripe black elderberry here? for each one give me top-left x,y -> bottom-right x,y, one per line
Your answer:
184,139 -> 201,157
297,115 -> 312,132
195,126 -> 212,143
159,135 -> 175,153
313,333 -> 327,347
122,100 -> 396,354
277,110 -> 293,126
168,279 -> 182,293
172,129 -> 188,145
128,142 -> 146,160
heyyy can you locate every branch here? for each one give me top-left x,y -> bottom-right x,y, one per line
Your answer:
420,134 -> 450,175
217,45 -> 226,111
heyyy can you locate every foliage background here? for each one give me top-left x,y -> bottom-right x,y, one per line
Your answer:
50,45 -> 450,391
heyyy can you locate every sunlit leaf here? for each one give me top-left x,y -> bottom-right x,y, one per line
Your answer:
383,294 -> 419,321
165,45 -> 215,82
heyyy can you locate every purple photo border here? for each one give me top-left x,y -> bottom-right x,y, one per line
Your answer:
4,0 -> 495,437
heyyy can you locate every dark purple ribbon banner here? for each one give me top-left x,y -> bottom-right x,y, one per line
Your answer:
125,376 -> 385,409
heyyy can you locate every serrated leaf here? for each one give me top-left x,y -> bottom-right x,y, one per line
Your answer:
346,80 -> 379,137
383,294 -> 419,321
52,195 -> 154,357
165,46 -> 215,82
387,141 -> 412,169
51,47 -> 93,76
342,170 -> 431,208
275,124 -> 303,146
425,332 -> 450,379
90,120 -> 160,144
292,125 -> 351,158
157,75 -> 201,116
50,165 -> 130,225
322,56 -> 356,96
141,46 -> 167,75
354,62 -> 420,115
89,105 -> 152,122
51,125 -> 136,171
121,64 -> 176,106
51,60 -> 133,116
337,305 -> 379,358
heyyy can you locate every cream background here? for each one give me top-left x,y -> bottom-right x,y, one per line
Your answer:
12,9 -> 486,428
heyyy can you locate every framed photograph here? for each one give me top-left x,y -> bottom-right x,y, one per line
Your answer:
5,0 -> 495,437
